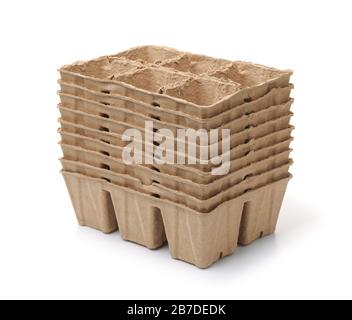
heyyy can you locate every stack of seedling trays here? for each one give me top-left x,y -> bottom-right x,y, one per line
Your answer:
58,46 -> 294,268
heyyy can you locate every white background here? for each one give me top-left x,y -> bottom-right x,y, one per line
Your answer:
0,0 -> 351,300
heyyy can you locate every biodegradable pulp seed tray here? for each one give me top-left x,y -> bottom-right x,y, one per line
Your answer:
58,46 -> 294,268
59,46 -> 292,119
63,171 -> 291,268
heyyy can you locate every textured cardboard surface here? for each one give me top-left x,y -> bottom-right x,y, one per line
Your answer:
154,160 -> 290,213
60,146 -> 291,202
60,140 -> 292,191
60,143 -> 292,211
60,129 -> 293,179
58,90 -> 293,138
62,171 -> 291,268
58,46 -> 294,267
59,46 -> 292,118
59,118 -> 294,172
59,106 -> 293,153
59,81 -> 293,128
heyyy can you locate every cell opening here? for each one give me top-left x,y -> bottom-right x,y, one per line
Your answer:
149,114 -> 161,121
151,102 -> 161,108
99,151 -> 110,156
99,113 -> 110,119
100,163 -> 111,170
99,126 -> 110,132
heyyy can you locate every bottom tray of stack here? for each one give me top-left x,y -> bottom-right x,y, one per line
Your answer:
58,46 -> 294,268
63,171 -> 291,268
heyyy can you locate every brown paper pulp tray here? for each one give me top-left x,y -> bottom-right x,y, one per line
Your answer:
154,161 -> 291,213
62,170 -> 291,268
60,156 -> 291,212
59,118 -> 294,172
112,46 -> 291,88
60,142 -> 292,207
61,45 -> 288,84
58,106 -> 293,153
59,69 -> 291,118
61,157 -> 289,207
61,159 -> 153,196
57,102 -> 291,161
60,140 -> 291,199
58,91 -> 293,140
60,138 -> 292,188
60,129 -> 293,179
59,81 -> 293,129
60,146 -> 292,212
59,46 -> 292,118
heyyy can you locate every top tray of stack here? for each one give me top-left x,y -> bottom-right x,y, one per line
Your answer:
59,46 -> 292,120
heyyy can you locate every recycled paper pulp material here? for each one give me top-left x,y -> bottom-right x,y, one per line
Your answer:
59,118 -> 294,172
61,159 -> 154,196
60,129 -> 292,181
152,162 -> 291,212
58,91 -> 293,141
60,142 -> 292,211
62,171 -> 291,268
58,46 -> 294,268
59,81 -> 293,129
59,69 -> 291,118
58,106 -> 293,153
60,140 -> 291,192
59,46 -> 292,118
60,144 -> 291,201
